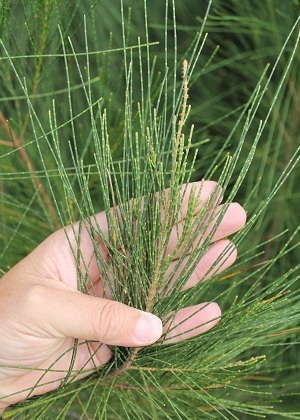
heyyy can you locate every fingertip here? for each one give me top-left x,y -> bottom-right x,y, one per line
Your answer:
92,342 -> 113,366
193,302 -> 222,329
231,202 -> 247,228
208,301 -> 222,321
133,313 -> 163,346
193,180 -> 224,207
215,239 -> 238,266
211,202 -> 246,241
163,302 -> 222,344
181,239 -> 237,290
179,181 -> 223,221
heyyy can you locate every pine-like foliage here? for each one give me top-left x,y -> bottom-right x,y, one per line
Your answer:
0,0 -> 299,418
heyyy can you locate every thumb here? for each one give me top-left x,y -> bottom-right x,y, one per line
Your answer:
38,286 -> 162,347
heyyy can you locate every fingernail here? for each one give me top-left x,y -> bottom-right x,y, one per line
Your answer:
134,313 -> 162,344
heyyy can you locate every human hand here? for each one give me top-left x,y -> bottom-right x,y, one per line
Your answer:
0,181 -> 246,412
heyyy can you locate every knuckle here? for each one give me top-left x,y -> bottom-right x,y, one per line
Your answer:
23,283 -> 45,310
93,300 -> 125,343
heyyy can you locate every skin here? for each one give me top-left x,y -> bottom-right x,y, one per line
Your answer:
0,181 -> 246,413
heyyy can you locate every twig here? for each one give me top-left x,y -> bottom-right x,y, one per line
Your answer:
113,60 -> 191,376
0,112 -> 59,229
0,139 -> 13,147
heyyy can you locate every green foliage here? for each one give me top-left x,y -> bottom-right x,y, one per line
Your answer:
0,0 -> 299,418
